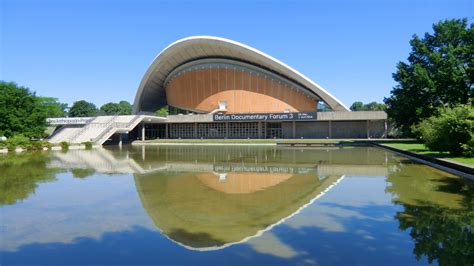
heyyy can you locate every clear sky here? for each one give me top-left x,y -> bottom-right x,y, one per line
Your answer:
1,0 -> 472,108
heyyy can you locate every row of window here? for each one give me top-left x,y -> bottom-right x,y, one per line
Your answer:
168,122 -> 266,139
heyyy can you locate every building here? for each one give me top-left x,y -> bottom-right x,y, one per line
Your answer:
134,36 -> 386,140
47,36 -> 387,144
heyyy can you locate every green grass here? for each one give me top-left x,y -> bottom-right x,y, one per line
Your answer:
382,141 -> 474,166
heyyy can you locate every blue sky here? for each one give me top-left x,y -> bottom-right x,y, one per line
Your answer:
1,0 -> 472,108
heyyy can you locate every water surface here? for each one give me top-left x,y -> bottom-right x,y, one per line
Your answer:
1,145 -> 473,265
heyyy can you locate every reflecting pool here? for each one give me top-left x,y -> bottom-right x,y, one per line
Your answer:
1,146 -> 473,265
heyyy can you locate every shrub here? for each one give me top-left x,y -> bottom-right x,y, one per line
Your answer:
59,141 -> 69,150
412,104 -> 473,155
5,135 -> 30,150
461,138 -> 474,157
83,141 -> 93,150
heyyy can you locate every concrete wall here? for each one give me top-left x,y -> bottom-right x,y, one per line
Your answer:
294,122 -> 330,138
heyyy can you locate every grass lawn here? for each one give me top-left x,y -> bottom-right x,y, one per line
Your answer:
381,141 -> 474,166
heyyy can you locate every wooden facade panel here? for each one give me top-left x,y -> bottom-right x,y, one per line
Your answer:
166,67 -> 316,113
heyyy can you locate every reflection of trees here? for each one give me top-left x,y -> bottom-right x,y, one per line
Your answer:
71,168 -> 96,179
386,161 -> 474,265
0,153 -> 62,205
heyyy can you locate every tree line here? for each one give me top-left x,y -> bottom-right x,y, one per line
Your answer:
1,18 -> 472,154
0,81 -> 133,138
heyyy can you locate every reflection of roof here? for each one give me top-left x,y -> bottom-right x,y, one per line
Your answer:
133,36 -> 350,113
196,172 -> 293,194
134,171 -> 344,251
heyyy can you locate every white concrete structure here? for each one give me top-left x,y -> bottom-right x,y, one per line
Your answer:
133,36 -> 350,114
48,115 -> 166,145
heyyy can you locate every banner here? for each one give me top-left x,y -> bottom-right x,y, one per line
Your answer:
213,112 -> 317,122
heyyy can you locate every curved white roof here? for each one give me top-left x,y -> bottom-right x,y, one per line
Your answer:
133,36 -> 349,114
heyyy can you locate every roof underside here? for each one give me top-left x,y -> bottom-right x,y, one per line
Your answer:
133,36 -> 349,114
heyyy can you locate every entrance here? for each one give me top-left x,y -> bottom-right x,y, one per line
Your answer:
266,123 -> 282,139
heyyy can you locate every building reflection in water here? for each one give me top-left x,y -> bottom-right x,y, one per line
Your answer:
2,145 -> 472,264
43,145 -> 393,250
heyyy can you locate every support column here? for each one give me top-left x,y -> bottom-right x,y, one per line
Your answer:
366,120 -> 370,139
292,121 -> 296,139
194,123 -> 197,139
165,123 -> 169,139
141,123 -> 145,141
328,121 -> 332,138
264,122 -> 267,139
257,122 -> 262,139
226,122 -> 229,138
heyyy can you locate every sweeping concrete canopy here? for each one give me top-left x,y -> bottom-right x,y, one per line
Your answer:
133,36 -> 349,114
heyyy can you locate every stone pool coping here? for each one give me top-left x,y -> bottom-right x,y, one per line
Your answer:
372,142 -> 474,181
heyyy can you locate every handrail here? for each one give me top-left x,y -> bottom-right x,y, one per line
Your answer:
91,115 -> 120,143
93,115 -> 143,144
70,115 -> 118,142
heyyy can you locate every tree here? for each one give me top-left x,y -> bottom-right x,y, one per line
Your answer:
38,97 -> 68,118
412,104 -> 473,155
350,101 -> 364,111
350,101 -> 386,111
0,81 -> 48,138
118,100 -> 132,115
155,106 -> 169,116
69,100 -> 98,117
99,102 -> 121,115
99,100 -> 132,115
384,18 -> 473,135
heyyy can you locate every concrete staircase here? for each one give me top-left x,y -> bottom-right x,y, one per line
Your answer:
48,115 -> 145,145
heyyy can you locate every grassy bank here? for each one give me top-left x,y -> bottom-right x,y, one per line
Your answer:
379,141 -> 473,166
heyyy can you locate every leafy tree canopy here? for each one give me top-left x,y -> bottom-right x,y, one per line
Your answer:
38,97 -> 68,118
68,100 -> 98,117
0,81 -> 49,138
384,18 -> 473,135
155,106 -> 169,116
350,101 -> 386,111
99,100 -> 132,115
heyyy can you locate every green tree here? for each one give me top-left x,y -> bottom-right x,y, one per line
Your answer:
350,101 -> 386,111
0,81 -> 48,138
69,100 -> 98,117
38,97 -> 68,118
155,105 -> 169,116
384,18 -> 473,135
350,101 -> 364,111
118,100 -> 132,115
99,101 -> 132,115
99,102 -> 121,115
412,104 -> 473,155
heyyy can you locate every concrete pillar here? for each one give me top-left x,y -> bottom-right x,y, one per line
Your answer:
328,121 -> 332,138
264,122 -> 267,139
141,123 -> 145,141
257,122 -> 262,139
226,122 -> 229,138
292,121 -> 296,139
366,120 -> 370,139
194,123 -> 197,138
165,123 -> 169,139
